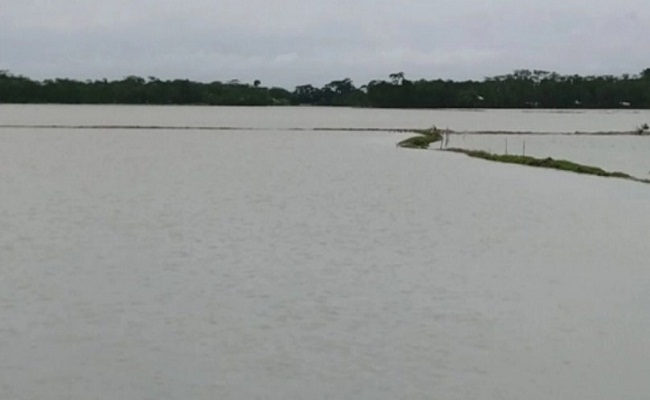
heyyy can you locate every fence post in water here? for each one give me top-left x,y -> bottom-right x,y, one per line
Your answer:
523,140 -> 526,156
505,138 -> 508,155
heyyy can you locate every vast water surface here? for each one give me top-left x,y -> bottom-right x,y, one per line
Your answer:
3,103 -> 650,131
2,106 -> 650,399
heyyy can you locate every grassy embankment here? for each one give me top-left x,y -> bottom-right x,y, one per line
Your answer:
397,128 -> 650,184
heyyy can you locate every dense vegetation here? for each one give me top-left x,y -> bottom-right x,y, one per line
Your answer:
0,72 -> 292,105
2,68 -> 650,108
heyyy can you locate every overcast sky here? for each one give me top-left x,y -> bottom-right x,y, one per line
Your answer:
1,0 -> 649,88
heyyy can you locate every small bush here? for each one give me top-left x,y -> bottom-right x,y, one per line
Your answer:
397,126 -> 442,149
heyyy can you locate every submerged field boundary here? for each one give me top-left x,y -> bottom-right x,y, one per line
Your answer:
396,128 -> 650,184
0,124 -> 417,132
1,124 -> 649,136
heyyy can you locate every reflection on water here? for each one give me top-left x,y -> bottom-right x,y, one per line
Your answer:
2,106 -> 650,400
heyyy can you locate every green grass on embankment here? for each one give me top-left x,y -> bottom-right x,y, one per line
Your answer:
444,148 -> 650,184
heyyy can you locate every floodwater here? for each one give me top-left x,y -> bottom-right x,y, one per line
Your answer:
2,105 -> 650,400
2,103 -> 650,131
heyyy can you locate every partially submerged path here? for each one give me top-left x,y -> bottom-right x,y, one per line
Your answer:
397,127 -> 650,184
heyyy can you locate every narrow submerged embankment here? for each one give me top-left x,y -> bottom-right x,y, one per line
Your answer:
0,123 -> 424,133
445,148 -> 650,184
397,128 -> 650,184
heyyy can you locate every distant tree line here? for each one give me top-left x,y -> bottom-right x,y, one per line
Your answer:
2,68 -> 650,108
0,72 -> 292,106
363,69 -> 650,109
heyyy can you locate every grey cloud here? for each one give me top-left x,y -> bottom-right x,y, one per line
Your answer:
2,0 -> 649,87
